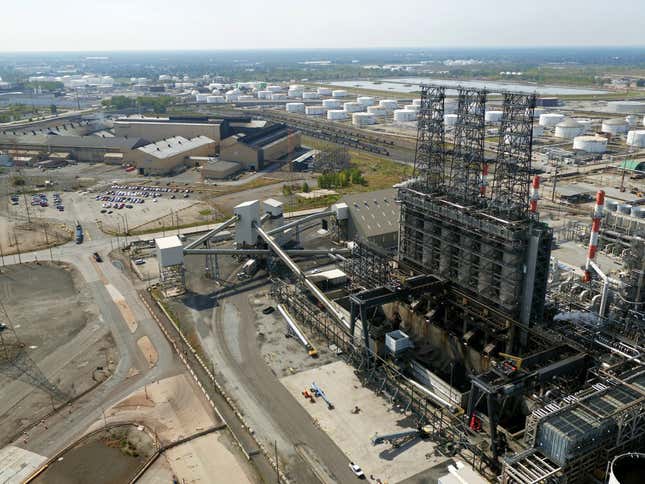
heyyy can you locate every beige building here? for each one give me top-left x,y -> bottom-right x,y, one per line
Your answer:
131,136 -> 216,175
219,124 -> 301,170
114,116 -> 221,144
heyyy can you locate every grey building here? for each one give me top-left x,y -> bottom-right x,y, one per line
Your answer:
341,188 -> 399,250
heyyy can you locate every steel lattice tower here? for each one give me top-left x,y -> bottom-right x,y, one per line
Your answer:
412,85 -> 447,193
490,92 -> 536,220
448,88 -> 487,206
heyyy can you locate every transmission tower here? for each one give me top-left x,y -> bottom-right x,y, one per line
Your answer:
412,85 -> 446,193
447,88 -> 487,206
490,92 -> 536,220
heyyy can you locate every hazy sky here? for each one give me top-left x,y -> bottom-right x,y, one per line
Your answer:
1,0 -> 643,51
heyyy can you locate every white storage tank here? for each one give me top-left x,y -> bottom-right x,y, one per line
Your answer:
533,107 -> 546,118
626,115 -> 639,125
626,130 -> 645,147
257,90 -> 271,99
356,96 -> 375,107
555,118 -> 584,139
206,95 -> 225,104
322,99 -> 342,109
379,99 -> 399,111
643,115 -> 645,127
444,113 -> 458,128
605,199 -> 618,212
195,93 -> 209,103
412,99 -> 422,107
225,93 -> 238,102
317,87 -> 332,96
343,102 -> 363,113
630,206 -> 644,218
602,118 -> 629,135
607,100 -> 645,114
332,89 -> 348,98
573,135 -> 608,153
444,99 -> 458,113
532,124 -> 545,137
287,89 -> 303,99
305,105 -> 326,116
302,91 -> 319,100
266,85 -> 283,93
485,110 -> 503,123
286,102 -> 305,113
289,84 -> 305,91
618,204 -> 632,215
404,104 -> 420,112
574,118 -> 594,132
238,95 -> 254,101
353,112 -> 376,126
539,113 -> 565,127
394,109 -> 417,122
327,109 -> 348,120
367,106 -> 387,116
271,93 -> 287,100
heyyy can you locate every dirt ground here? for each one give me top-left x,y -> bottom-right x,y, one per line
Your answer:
0,262 -> 117,447
0,216 -> 72,256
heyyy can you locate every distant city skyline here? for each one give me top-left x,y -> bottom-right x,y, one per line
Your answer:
1,0 -> 643,52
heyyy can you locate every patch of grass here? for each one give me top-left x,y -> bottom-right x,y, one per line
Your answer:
284,193 -> 342,213
198,208 -> 213,216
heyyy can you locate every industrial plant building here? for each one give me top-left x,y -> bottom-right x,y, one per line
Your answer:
114,116 -> 222,143
131,135 -> 216,175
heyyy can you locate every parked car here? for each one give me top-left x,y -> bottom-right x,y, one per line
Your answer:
134,259 -> 146,265
93,252 -> 103,262
349,463 -> 365,479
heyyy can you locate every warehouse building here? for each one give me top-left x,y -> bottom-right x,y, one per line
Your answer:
340,188 -> 400,250
219,124 -> 301,170
131,135 -> 216,175
114,116 -> 222,143
201,160 -> 242,179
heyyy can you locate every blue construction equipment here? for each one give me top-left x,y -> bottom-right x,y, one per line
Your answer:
310,382 -> 334,409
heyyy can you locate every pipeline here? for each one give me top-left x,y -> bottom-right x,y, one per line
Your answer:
184,215 -> 238,249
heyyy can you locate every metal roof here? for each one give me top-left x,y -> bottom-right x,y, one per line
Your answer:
0,133 -> 148,150
342,188 -> 399,239
618,160 -> 645,171
137,136 -> 214,159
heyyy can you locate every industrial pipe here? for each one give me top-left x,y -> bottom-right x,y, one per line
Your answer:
184,215 -> 238,250
183,248 -> 350,256
265,210 -> 334,236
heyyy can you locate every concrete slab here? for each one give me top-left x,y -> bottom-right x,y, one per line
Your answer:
0,445 -> 48,483
280,361 -> 449,483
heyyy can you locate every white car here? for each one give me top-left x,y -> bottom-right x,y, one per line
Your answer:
134,259 -> 146,265
349,462 -> 365,478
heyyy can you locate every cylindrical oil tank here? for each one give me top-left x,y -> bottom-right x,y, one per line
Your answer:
237,95 -> 254,101
271,93 -> 287,100
643,115 -> 645,127
353,112 -> 376,126
343,102 -> 363,113
533,107 -> 546,118
573,135 -> 607,153
607,100 -> 645,114
302,91 -> 319,100
195,93 -> 209,103
574,118 -> 594,132
317,87 -> 332,96
630,206 -> 644,218
206,95 -> 225,104
626,114 -> 639,125
332,89 -> 348,98
605,199 -> 618,212
608,453 -> 645,484
287,89 -> 303,98
485,110 -> 503,123
394,109 -> 417,122
225,93 -> 238,102
412,98 -> 422,106
555,118 -> 584,139
367,106 -> 387,116
286,102 -> 305,113
618,204 -> 632,215
532,124 -> 545,137
379,99 -> 399,111
626,130 -> 645,147
444,113 -> 458,128
322,99 -> 342,109
327,109 -> 348,120
305,105 -> 326,116
289,84 -> 305,91
602,118 -> 629,135
256,90 -> 269,99
266,85 -> 283,92
404,104 -> 420,112
539,113 -> 565,127
357,96 -> 375,107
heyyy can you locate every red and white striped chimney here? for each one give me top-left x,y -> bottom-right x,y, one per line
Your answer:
529,175 -> 540,213
583,189 -> 605,282
480,163 -> 489,196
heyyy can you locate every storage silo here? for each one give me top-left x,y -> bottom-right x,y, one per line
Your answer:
379,99 -> 399,111
485,110 -> 503,123
539,113 -> 565,127
626,130 -> 645,147
444,113 -> 458,128
317,87 -> 332,96
602,118 -> 629,135
343,102 -> 363,113
555,118 -> 584,139
573,135 -> 608,153
302,91 -> 319,100
322,99 -> 342,109
327,110 -> 348,120
305,105 -> 326,116
367,106 -> 387,116
357,96 -> 375,107
352,112 -> 376,126
286,102 -> 305,113
332,89 -> 348,98
394,109 -> 417,122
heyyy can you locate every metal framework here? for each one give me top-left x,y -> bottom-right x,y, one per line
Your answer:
344,239 -> 394,290
412,85 -> 446,192
490,93 -> 536,220
448,88 -> 487,206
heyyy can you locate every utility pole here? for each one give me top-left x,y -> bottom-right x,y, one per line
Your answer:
13,230 -> 21,264
44,226 -> 53,261
274,440 -> 280,483
22,188 -> 31,224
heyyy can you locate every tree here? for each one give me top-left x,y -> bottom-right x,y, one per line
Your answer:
302,181 -> 310,193
50,104 -> 58,115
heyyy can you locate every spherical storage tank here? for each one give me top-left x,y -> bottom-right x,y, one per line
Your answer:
353,112 -> 376,126
394,109 -> 417,122
573,135 -> 607,153
357,96 -> 375,107
602,118 -> 629,135
367,106 -> 387,116
607,101 -> 645,115
305,105 -> 326,116
444,113 -> 458,128
626,130 -> 645,147
539,113 -> 565,127
286,102 -> 305,113
379,99 -> 399,111
343,102 -> 363,113
302,91 -> 319,100
322,99 -> 342,109
327,109 -> 348,120
555,118 -> 584,139
317,87 -> 332,96
332,90 -> 348,98
485,110 -> 503,123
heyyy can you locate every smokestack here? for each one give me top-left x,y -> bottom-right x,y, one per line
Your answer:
583,189 -> 605,282
480,163 -> 489,196
529,175 -> 540,213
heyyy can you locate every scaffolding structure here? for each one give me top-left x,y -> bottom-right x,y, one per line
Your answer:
344,239 -> 394,290
412,85 -> 446,192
